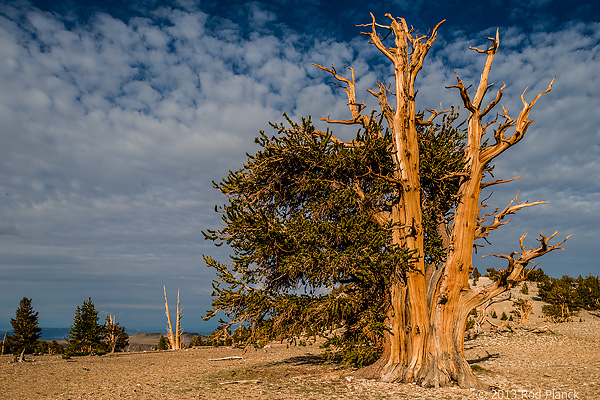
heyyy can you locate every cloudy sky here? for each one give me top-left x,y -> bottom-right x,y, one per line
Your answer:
1,0 -> 598,333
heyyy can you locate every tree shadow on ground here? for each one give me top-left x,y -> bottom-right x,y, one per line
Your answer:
267,354 -> 328,367
467,351 -> 500,364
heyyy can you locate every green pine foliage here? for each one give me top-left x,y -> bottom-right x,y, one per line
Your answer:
6,297 -> 42,355
189,335 -> 205,347
204,111 -> 468,366
34,340 -> 49,355
157,334 -> 169,350
103,316 -> 129,352
49,340 -> 63,355
525,268 -> 550,283
538,274 -> 600,321
521,282 -> 529,295
471,267 -> 481,286
500,311 -> 508,321
484,268 -> 501,281
575,275 -> 600,310
65,298 -> 105,356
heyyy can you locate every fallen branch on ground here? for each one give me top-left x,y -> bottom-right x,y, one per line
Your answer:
209,356 -> 243,361
219,380 -> 260,385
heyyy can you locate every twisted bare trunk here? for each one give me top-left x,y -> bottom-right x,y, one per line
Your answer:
319,13 -> 568,388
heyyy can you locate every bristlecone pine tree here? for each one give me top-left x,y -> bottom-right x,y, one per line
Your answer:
66,297 -> 104,355
7,297 -> 42,355
204,13 -> 570,388
103,315 -> 129,353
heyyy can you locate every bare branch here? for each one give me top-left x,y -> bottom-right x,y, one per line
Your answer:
474,191 -> 547,239
481,77 -> 555,163
480,175 -> 522,189
471,29 -> 500,108
313,63 -> 372,126
358,13 -> 395,63
463,232 -> 571,309
481,82 -> 506,117
419,103 -> 450,125
164,286 -> 176,350
367,82 -> 394,129
447,72 -> 476,113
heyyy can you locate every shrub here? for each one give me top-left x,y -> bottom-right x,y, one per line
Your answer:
500,311 -> 508,321
157,334 -> 169,350
49,340 -> 63,355
471,267 -> 481,286
34,340 -> 49,355
526,268 -> 550,283
465,318 -> 475,331
538,276 -> 581,321
521,282 -> 529,295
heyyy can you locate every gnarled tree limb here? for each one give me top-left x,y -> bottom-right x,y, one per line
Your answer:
474,192 -> 547,239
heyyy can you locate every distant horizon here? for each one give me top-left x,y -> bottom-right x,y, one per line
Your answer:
0,325 -> 217,339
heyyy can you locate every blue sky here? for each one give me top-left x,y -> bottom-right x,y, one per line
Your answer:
0,0 -> 598,333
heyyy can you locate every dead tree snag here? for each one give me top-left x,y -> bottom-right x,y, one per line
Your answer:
164,286 -> 183,350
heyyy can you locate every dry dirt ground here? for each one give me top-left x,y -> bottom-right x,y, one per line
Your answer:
1,283 -> 599,400
1,317 -> 598,400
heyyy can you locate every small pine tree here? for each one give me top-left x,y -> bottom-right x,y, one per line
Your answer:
471,267 -> 481,286
491,310 -> 498,319
157,334 -> 169,350
103,315 -> 129,353
34,340 -> 49,355
500,311 -> 508,321
521,282 -> 529,295
485,268 -> 501,281
189,335 -> 206,347
49,340 -> 63,355
6,297 -> 42,355
65,298 -> 105,356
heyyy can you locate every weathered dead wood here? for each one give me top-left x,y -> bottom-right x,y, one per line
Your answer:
512,298 -> 533,325
16,348 -> 26,363
209,356 -> 244,361
311,12 -> 568,389
219,379 -> 260,385
524,325 -> 555,334
475,192 -> 547,239
105,315 -> 125,353
164,286 -> 183,350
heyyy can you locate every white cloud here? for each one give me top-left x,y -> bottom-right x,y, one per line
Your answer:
0,1 -> 361,329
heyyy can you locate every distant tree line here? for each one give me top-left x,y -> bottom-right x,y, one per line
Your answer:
537,275 -> 600,321
2,297 -> 128,360
478,267 -> 600,322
